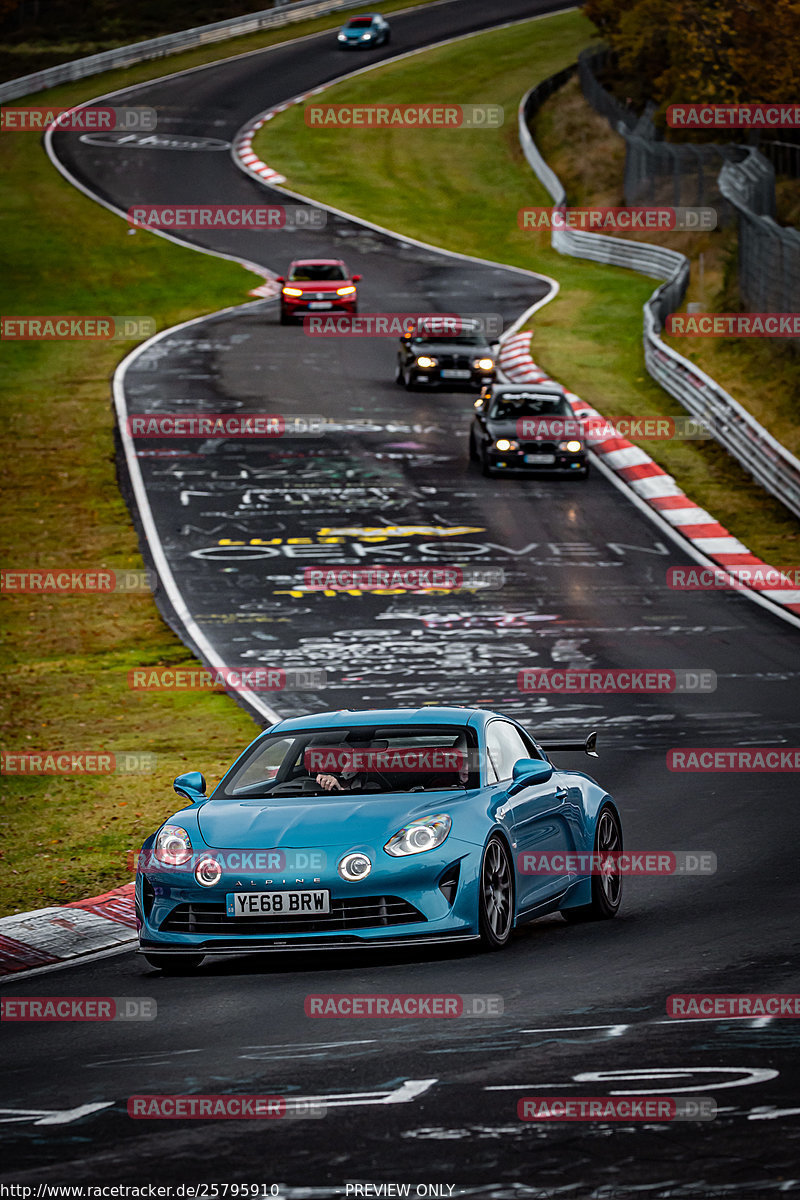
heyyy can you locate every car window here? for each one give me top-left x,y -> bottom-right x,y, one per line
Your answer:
347,17 -> 374,26
485,721 -> 531,781
489,392 -> 571,419
228,736 -> 296,793
219,725 -> 480,797
289,265 -> 346,281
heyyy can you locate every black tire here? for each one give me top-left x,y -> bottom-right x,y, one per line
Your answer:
478,835 -> 514,950
481,447 -> 494,478
395,358 -> 406,385
577,464 -> 590,480
468,428 -> 480,462
562,805 -> 623,923
384,31 -> 391,43
143,953 -> 204,974
279,309 -> 291,326
403,368 -> 416,391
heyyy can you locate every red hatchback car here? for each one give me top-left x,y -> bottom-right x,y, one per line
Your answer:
277,258 -> 361,323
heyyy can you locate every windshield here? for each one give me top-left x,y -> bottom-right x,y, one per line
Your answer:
289,264 -> 346,281
218,725 -> 480,798
346,17 -> 374,26
489,391 -> 572,419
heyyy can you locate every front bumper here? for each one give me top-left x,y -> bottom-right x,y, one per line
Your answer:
136,839 -> 480,953
488,448 -> 588,474
411,368 -> 495,390
282,296 -> 356,316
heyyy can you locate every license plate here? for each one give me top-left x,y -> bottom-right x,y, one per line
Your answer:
524,453 -> 556,465
227,889 -> 330,917
441,368 -> 471,379
308,301 -> 332,310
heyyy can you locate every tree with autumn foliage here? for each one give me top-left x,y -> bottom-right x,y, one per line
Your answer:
583,0 -> 800,132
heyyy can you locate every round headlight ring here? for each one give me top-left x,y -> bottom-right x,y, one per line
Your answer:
195,856 -> 222,887
339,852 -> 372,882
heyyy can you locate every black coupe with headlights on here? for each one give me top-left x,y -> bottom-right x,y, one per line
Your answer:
396,320 -> 496,390
469,383 -> 589,478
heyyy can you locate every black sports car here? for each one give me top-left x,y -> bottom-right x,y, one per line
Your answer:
469,383 -> 589,478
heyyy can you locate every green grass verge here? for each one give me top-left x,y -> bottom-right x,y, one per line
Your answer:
254,8 -> 800,569
1,4 -> 457,917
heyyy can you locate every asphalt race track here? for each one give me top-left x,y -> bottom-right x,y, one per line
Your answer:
3,1 -> 799,1194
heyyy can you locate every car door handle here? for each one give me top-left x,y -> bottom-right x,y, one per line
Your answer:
555,787 -> 568,800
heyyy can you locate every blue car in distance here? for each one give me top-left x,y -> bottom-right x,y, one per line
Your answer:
136,707 -> 623,972
336,13 -> 391,47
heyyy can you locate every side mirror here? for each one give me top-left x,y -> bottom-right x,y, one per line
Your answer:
275,276 -> 285,283
173,771 -> 207,802
352,274 -> 362,282
507,758 -> 553,794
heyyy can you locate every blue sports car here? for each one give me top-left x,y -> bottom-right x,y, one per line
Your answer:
336,13 -> 390,48
136,707 -> 623,972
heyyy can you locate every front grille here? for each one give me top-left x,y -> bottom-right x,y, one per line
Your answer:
160,895 -> 426,936
519,441 -> 559,453
437,353 -> 472,369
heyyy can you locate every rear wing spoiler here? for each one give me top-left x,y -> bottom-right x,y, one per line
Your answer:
540,731 -> 598,758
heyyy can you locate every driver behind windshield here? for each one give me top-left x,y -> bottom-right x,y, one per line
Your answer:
313,733 -> 471,792
311,739 -> 387,792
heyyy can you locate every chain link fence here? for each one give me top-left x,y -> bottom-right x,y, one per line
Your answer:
517,75 -> 800,520
578,46 -> 800,316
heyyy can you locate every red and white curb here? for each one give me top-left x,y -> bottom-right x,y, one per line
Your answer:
499,331 -> 800,617
234,98 -> 321,299
0,884 -> 136,976
233,84 -> 330,200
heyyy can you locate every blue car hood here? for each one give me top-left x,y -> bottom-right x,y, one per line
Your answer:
196,792 -> 466,849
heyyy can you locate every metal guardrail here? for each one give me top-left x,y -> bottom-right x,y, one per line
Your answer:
517,80 -> 800,521
0,0 -> 372,102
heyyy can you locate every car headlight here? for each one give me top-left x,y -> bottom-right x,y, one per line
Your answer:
494,438 -> 518,452
195,856 -> 222,887
384,814 -> 451,857
337,33 -> 347,40
473,358 -> 494,371
155,824 -> 192,866
362,32 -> 372,39
415,355 -> 437,368
336,285 -> 357,296
338,852 -> 372,881
559,439 -> 584,452
282,286 -> 304,297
